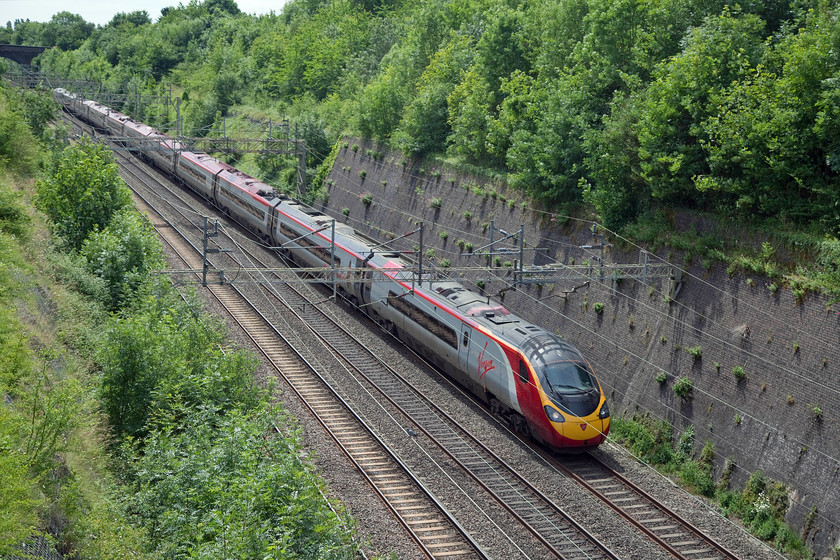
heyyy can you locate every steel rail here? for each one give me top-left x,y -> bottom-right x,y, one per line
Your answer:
64,111 -> 487,560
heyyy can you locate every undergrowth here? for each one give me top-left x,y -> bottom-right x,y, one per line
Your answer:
610,414 -> 813,558
620,209 -> 840,301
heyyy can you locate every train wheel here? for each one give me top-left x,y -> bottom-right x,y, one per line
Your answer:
510,413 -> 532,440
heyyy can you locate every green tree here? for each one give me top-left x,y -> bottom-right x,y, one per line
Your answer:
20,88 -> 58,140
0,85 -> 39,175
41,12 -> 95,51
36,139 -> 132,251
635,8 -> 767,206
81,207 -> 163,311
123,405 -> 355,559
396,35 -> 472,156
98,282 -> 259,439
107,11 -> 151,28
697,9 -> 840,230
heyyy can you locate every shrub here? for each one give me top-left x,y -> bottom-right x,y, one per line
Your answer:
686,345 -> 702,360
81,207 -> 163,311
655,371 -> 667,384
439,231 -> 448,241
439,258 -> 451,268
341,207 -> 349,216
36,139 -> 132,251
358,169 -> 366,179
429,197 -> 442,209
463,210 -> 472,220
673,376 -> 693,398
593,302 -> 604,314
360,192 -> 373,206
732,365 -> 746,381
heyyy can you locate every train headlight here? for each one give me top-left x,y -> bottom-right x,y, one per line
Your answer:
599,401 -> 610,419
544,405 -> 565,423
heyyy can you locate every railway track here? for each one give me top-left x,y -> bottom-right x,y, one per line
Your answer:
64,110 -> 745,560
120,155 -> 488,560
62,113 -> 488,559
556,454 -> 738,560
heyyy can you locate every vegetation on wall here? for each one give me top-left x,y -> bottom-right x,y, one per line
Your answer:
611,415 -> 811,558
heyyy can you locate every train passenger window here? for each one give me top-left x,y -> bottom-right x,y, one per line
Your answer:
519,360 -> 528,384
387,291 -> 458,349
463,330 -> 469,348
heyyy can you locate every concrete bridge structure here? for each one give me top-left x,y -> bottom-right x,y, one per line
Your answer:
0,44 -> 48,68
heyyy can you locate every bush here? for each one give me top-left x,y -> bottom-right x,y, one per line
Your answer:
98,281 -> 259,439
686,345 -> 702,360
81,207 -> 163,311
0,85 -> 39,175
673,376 -> 693,398
122,405 -> 356,559
36,139 -> 132,251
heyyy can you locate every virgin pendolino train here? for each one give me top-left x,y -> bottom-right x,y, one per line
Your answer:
55,88 -> 610,450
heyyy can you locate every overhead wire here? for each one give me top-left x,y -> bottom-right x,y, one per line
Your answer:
115,103 -> 838,545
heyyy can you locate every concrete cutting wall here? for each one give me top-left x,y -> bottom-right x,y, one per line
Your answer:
317,140 -> 840,556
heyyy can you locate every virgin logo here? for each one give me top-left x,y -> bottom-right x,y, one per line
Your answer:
478,342 -> 495,379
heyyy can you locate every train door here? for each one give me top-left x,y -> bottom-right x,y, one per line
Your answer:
459,325 -> 474,378
352,259 -> 369,307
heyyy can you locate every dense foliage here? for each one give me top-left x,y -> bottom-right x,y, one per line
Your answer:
611,415 -> 811,558
35,138 -> 132,251
102,280 -> 357,558
7,0 -> 837,234
0,83 -> 360,557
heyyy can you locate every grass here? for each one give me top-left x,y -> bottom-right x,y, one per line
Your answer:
619,208 -> 840,299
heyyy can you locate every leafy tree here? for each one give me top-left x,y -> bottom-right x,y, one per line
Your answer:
122,405 -> 356,559
355,54 -> 410,139
20,88 -> 57,140
40,12 -> 95,51
446,66 -> 493,163
396,35 -> 472,156
696,9 -> 840,230
108,11 -> 151,28
36,138 -> 132,251
80,207 -> 163,311
98,282 -> 259,439
582,90 -> 650,229
0,85 -> 39,175
634,8 -> 768,206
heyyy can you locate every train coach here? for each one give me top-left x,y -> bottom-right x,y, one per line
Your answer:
55,88 -> 610,450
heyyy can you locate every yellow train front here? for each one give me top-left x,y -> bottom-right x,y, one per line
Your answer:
512,333 -> 610,450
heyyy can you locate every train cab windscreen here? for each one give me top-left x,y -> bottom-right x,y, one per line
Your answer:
524,335 -> 601,417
